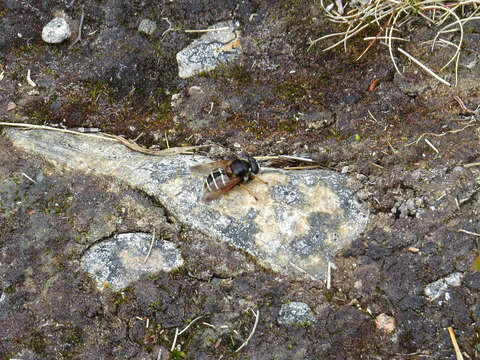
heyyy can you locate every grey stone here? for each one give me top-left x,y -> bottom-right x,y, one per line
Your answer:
176,20 -> 242,78
278,302 -> 316,325
424,272 -> 463,301
80,233 -> 183,291
138,19 -> 157,36
5,129 -> 369,281
42,18 -> 71,44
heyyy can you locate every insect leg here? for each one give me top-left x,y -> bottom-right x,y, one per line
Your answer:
239,183 -> 258,201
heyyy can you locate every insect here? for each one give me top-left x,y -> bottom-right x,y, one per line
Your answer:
191,156 -> 261,202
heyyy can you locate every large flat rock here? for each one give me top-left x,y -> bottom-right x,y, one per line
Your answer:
5,129 -> 369,281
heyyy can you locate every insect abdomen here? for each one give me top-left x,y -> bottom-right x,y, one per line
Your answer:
204,168 -> 229,192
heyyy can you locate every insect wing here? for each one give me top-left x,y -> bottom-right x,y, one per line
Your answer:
190,160 -> 231,174
202,176 -> 241,202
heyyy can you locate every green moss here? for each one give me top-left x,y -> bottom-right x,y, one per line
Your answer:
170,350 -> 186,359
87,82 -> 111,101
278,120 -> 297,133
63,326 -> 83,345
223,64 -> 252,84
148,300 -> 163,311
26,330 -> 47,355
112,287 -> 132,307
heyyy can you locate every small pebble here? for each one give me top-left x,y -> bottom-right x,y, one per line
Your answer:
138,19 -> 157,36
42,18 -> 71,44
375,313 -> 395,334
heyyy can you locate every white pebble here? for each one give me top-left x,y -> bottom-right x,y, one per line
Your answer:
42,18 -> 71,44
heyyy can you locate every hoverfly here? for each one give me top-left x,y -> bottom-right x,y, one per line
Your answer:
191,156 -> 261,202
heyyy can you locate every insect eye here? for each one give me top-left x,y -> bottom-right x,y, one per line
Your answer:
248,157 -> 259,174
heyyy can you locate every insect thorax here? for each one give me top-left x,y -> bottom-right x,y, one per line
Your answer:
230,159 -> 251,182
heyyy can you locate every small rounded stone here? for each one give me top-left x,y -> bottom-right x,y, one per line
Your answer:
42,18 -> 71,44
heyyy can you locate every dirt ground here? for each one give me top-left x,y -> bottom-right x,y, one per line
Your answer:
1,0 -> 480,359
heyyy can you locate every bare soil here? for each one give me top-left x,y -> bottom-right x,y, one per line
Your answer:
1,1 -> 479,359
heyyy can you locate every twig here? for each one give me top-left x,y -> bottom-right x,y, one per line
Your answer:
69,7 -> 85,50
178,316 -> 203,336
397,47 -> 451,86
448,327 -> 464,360
405,120 -> 476,146
162,17 -> 175,38
26,69 -> 36,87
289,261 -> 317,281
254,155 -> 314,163
386,137 -> 397,153
184,27 -> 230,33
464,162 -> 480,168
283,165 -> 321,170
164,132 -> 170,149
371,162 -> 384,169
424,138 -> 439,154
201,322 -> 215,328
235,309 -> 260,352
454,96 -> 476,115
327,261 -> 332,289
0,122 -> 210,156
170,328 -> 179,352
458,229 -> 480,237
22,172 -> 37,184
144,229 -> 155,263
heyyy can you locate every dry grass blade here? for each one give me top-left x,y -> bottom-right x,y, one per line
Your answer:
235,309 -> 260,352
397,47 -> 451,86
448,327 -> 464,360
0,122 -> 209,156
312,0 -> 480,86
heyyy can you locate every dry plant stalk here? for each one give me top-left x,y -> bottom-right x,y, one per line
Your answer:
311,0 -> 480,86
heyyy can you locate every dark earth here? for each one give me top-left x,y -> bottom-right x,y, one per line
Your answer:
1,0 -> 480,359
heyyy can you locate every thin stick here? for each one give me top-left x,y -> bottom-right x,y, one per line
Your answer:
69,7 -> 85,50
454,96 -> 476,114
284,165 -> 322,170
397,47 -> 451,86
371,162 -> 384,169
184,27 -> 229,33
464,162 -> 480,168
254,155 -> 314,162
405,120 -> 476,146
170,328 -> 179,352
178,316 -> 203,336
26,69 -> 36,87
22,172 -> 37,183
0,122 -> 210,156
235,309 -> 260,352
289,262 -> 317,281
448,327 -> 464,360
164,132 -> 170,149
327,261 -> 332,289
202,322 -> 216,329
424,138 -> 439,154
458,229 -> 480,237
144,229 -> 155,263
